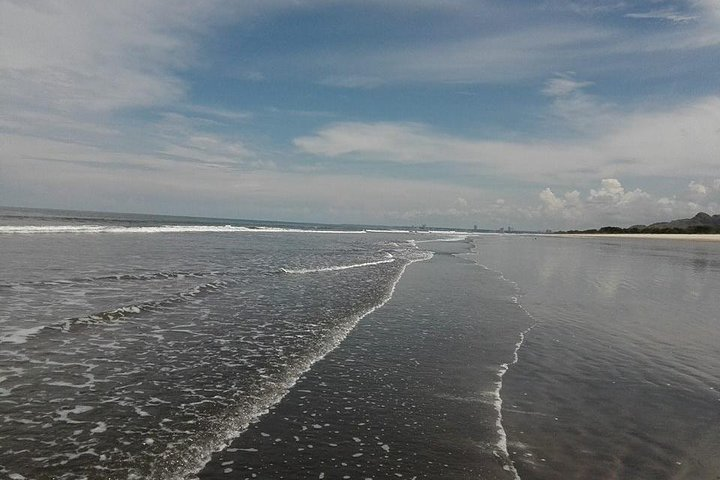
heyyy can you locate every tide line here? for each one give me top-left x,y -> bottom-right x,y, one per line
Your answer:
493,322 -> 537,480
163,251 -> 434,480
466,239 -> 537,480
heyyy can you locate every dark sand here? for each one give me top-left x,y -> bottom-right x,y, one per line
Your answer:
502,316 -> 720,480
199,242 -> 533,479
473,235 -> 720,480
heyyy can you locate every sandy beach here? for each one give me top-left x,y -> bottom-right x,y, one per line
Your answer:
199,240 -> 532,479
548,233 -> 720,242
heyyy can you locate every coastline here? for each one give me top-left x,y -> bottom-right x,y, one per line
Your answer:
198,240 -> 532,479
169,251 -> 433,480
546,233 -> 720,242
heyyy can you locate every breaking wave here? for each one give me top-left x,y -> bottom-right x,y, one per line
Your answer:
0,281 -> 227,344
280,256 -> 395,274
0,225 -> 365,235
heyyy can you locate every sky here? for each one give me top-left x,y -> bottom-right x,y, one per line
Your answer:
1,0 -> 719,230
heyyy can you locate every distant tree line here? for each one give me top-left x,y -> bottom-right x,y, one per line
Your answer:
559,212 -> 720,235
562,225 -> 720,235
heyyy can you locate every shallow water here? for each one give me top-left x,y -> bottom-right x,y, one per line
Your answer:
0,210 -> 426,479
199,240 -> 532,479
471,235 -> 720,479
2,208 -> 719,480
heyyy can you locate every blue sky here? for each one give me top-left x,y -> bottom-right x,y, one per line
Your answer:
1,0 -> 719,229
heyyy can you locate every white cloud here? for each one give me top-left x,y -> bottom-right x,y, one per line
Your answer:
542,75 -> 594,97
161,135 -> 257,167
312,25 -> 612,86
541,74 -> 617,133
589,178 -> 624,199
0,1 -> 354,111
625,9 -> 697,23
180,106 -> 253,122
588,178 -> 650,205
2,1 -> 719,230
695,0 -> 720,20
688,181 -> 708,196
0,149 -> 497,225
240,71 -> 266,82
622,0 -> 720,52
3,130 -> 715,228
538,188 -> 584,221
0,0 -> 264,179
294,96 -> 720,182
295,122 -> 448,162
319,75 -> 385,89
564,190 -> 582,206
294,120 -> 602,178
539,188 -> 566,211
455,197 -> 469,207
0,1 -> 206,112
531,178 -> 717,229
297,1 -> 720,88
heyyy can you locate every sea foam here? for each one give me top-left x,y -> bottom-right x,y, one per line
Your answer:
161,251 -> 433,480
0,225 -> 365,235
280,256 -> 395,274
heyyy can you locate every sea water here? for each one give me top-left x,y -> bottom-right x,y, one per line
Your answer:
2,208 -> 719,480
0,208 -> 428,479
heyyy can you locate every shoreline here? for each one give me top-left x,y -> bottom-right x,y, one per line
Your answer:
198,241 -> 530,479
545,233 -> 720,242
178,251 -> 433,480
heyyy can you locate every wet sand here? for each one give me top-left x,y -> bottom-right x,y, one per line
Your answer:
472,235 -> 720,480
199,242 -> 533,479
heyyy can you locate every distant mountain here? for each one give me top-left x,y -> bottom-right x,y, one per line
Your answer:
644,212 -> 720,231
562,212 -> 720,234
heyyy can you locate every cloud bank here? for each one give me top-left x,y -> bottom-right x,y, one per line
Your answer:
1,1 -> 719,230
294,95 -> 720,181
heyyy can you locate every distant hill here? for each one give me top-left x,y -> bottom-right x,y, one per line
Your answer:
644,212 -> 720,231
563,212 -> 720,234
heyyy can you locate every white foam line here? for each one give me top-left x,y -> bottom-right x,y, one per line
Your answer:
465,238 -> 538,479
493,323 -> 537,480
168,251 -> 434,480
2,281 -> 226,345
0,225 -> 365,235
414,236 -> 468,243
0,325 -> 46,345
280,257 -> 395,274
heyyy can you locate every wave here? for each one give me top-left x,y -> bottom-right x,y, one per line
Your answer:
0,225 -> 365,235
0,271 -> 223,289
0,325 -> 47,345
0,280 -> 227,344
414,235 -> 468,243
492,323 -> 536,480
97,271 -> 223,282
280,256 -> 395,274
156,251 -> 434,480
57,280 -> 227,331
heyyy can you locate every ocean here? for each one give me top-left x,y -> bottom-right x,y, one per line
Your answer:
1,208 -> 718,479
